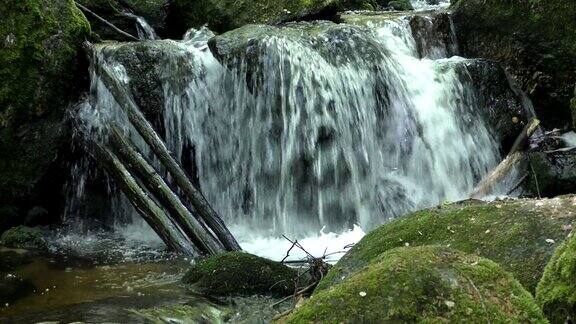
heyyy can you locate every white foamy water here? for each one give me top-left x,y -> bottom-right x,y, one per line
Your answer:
411,0 -> 451,11
66,13 -> 525,260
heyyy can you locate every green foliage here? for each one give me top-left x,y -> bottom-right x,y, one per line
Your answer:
0,226 -> 46,250
285,246 -> 547,323
388,0 -> 413,10
182,252 -> 299,297
317,198 -> 576,293
536,232 -> 576,323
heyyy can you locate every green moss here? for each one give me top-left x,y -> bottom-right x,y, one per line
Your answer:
0,226 -> 46,250
0,0 -> 90,206
182,252 -> 300,297
388,0 -> 414,11
536,232 -> 576,323
167,0 -> 341,36
285,246 -> 547,323
318,197 -> 576,293
451,0 -> 576,129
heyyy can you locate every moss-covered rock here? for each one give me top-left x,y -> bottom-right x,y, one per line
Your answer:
0,0 -> 90,226
285,246 -> 547,323
388,0 -> 413,11
182,252 -> 299,297
536,231 -> 576,323
318,197 -> 576,293
78,0 -> 166,40
0,226 -> 46,250
452,0 -> 576,130
166,0 -> 341,36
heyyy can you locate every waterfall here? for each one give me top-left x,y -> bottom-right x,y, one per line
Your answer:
68,12 -> 527,258
124,12 -> 158,40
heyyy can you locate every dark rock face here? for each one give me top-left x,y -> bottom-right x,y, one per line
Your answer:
0,273 -> 35,304
0,0 -> 91,233
409,13 -> 456,59
451,0 -> 576,130
453,59 -> 531,154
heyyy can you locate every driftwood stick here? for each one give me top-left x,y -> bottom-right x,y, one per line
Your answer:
92,141 -> 196,255
94,60 -> 241,251
108,124 -> 223,255
471,118 -> 540,199
75,1 -> 140,41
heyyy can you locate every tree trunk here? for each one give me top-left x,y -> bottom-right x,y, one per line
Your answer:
108,124 -> 223,255
94,60 -> 241,251
92,141 -> 197,255
471,118 -> 540,199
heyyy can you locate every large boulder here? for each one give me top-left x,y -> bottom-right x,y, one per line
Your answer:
0,226 -> 46,250
0,0 -> 91,233
166,0 -> 341,36
317,197 -> 576,293
536,230 -> 576,323
182,252 -> 300,297
78,0 -> 166,40
451,0 -> 576,130
285,246 -> 547,323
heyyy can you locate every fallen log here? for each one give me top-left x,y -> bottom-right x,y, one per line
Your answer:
471,118 -> 540,199
94,59 -> 241,251
92,141 -> 197,255
108,124 -> 223,255
75,2 -> 140,41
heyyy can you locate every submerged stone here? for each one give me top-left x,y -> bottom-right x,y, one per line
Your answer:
0,249 -> 33,272
536,231 -> 576,323
0,226 -> 46,250
182,252 -> 299,297
285,246 -> 546,323
317,197 -> 576,293
0,273 -> 35,304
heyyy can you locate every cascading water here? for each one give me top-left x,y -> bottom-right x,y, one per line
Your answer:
65,10 -> 528,260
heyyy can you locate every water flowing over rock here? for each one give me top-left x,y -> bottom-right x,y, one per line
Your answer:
73,12 -> 532,247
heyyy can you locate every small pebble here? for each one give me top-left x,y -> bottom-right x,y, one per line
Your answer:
404,242 -> 410,247
445,300 -> 455,308
359,291 -> 367,297
545,239 -> 555,244
485,229 -> 491,234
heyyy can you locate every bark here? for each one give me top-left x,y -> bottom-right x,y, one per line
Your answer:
94,60 -> 241,251
92,141 -> 196,255
108,124 -> 223,255
75,2 -> 140,41
471,118 -> 540,199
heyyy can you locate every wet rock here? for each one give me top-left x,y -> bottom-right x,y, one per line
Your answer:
166,0 -> 341,36
409,12 -> 457,59
285,246 -> 546,323
536,231 -> 576,323
451,59 -> 530,153
317,197 -> 576,293
526,150 -> 576,198
182,252 -> 299,297
0,273 -> 35,304
78,0 -> 166,40
0,0 -> 90,228
452,0 -> 576,130
0,226 -> 46,250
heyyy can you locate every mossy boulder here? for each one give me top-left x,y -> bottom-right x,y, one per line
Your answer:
166,0 -> 342,36
536,231 -> 576,323
318,197 -> 576,293
182,252 -> 299,297
78,0 -> 166,40
388,0 -> 413,10
452,0 -> 576,129
0,0 -> 90,228
285,246 -> 547,323
0,226 -> 46,250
